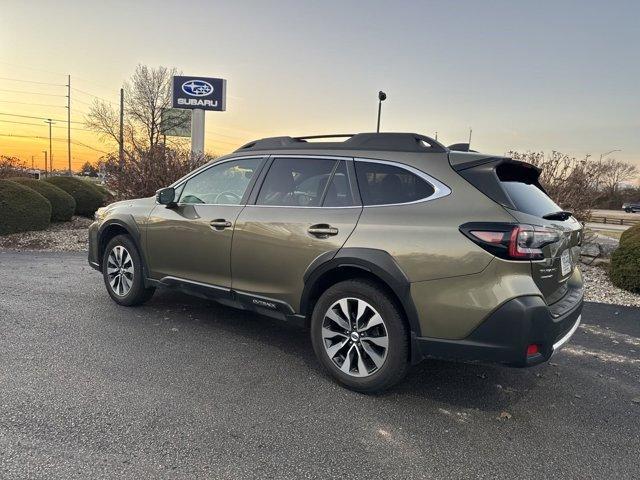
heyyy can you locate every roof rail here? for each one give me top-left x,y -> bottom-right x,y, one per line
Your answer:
235,132 -> 448,153
294,134 -> 355,141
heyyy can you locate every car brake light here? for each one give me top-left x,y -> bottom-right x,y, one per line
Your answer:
460,223 -> 559,261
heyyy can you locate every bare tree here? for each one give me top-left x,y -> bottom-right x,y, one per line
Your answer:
99,147 -> 210,200
600,158 -> 638,196
84,64 -> 182,154
508,150 -> 609,221
0,155 -> 27,179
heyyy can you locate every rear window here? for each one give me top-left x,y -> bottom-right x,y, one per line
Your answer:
497,163 -> 560,217
355,161 -> 435,206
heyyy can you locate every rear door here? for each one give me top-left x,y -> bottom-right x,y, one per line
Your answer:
231,156 -> 362,311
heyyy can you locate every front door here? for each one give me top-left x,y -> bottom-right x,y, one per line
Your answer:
146,157 -> 264,287
231,157 -> 362,311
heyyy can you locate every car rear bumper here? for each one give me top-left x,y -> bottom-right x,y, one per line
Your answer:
414,290 -> 583,367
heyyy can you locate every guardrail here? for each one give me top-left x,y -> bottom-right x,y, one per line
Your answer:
590,215 -> 640,226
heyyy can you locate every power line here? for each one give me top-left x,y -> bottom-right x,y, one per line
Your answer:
0,88 -> 67,97
71,140 -> 110,154
0,132 -> 110,152
0,99 -> 67,108
0,60 -> 68,78
71,87 -> 118,105
0,112 -> 84,124
0,118 -> 94,131
71,96 -> 94,107
0,77 -> 66,87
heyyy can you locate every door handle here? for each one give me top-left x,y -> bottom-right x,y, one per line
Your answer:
210,219 -> 232,230
308,224 -> 339,237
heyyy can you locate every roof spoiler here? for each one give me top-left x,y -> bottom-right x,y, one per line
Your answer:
447,143 -> 478,152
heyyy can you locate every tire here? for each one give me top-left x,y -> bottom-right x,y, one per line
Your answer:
102,234 -> 155,306
310,279 -> 409,393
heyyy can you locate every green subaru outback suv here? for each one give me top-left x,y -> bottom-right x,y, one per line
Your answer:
89,133 -> 583,392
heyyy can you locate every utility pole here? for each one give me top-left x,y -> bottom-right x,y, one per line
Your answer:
119,88 -> 124,165
44,119 -> 55,174
67,75 -> 71,175
31,155 -> 34,169
42,150 -> 48,177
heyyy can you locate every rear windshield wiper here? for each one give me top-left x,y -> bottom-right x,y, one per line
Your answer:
542,210 -> 573,221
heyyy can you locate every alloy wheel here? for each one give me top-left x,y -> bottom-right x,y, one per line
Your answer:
321,297 -> 389,377
107,245 -> 134,297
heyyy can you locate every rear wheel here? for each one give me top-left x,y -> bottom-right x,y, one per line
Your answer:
102,234 -> 155,306
310,279 -> 409,392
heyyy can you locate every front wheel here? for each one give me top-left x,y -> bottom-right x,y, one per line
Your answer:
102,234 -> 155,306
310,279 -> 409,393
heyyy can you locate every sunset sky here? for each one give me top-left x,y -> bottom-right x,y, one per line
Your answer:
1,0 -> 638,174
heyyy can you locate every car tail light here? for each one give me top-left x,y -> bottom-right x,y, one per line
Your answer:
460,223 -> 559,261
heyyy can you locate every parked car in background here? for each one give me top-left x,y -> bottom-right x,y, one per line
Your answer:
88,132 -> 584,392
622,202 -> 640,213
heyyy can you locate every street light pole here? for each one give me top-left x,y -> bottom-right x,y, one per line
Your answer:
42,150 -> 48,177
376,91 -> 387,133
44,119 -> 56,174
599,149 -> 622,161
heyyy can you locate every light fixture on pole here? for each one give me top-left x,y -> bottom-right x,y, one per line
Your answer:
376,91 -> 387,133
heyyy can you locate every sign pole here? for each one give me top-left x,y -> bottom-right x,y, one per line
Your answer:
191,108 -> 205,157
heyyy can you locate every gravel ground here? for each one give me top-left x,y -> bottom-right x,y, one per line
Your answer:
581,263 -> 640,308
0,216 -> 91,252
1,220 -> 638,307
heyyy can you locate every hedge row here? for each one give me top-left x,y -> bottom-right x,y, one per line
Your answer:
9,177 -> 76,221
609,223 -> 640,294
0,176 -> 108,236
0,179 -> 51,235
45,176 -> 105,218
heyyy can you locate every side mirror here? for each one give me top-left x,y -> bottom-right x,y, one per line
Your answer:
156,187 -> 176,206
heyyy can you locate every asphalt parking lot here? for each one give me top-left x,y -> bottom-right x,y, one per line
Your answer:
1,251 -> 639,479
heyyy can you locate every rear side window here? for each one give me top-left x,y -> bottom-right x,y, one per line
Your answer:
355,161 -> 435,206
496,163 -> 560,217
257,157 -> 336,206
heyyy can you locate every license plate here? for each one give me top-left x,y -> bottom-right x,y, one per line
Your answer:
560,249 -> 572,276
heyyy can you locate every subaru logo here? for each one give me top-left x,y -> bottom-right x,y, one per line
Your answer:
181,79 -> 213,97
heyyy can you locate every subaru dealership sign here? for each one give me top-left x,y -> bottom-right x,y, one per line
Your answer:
172,76 -> 226,111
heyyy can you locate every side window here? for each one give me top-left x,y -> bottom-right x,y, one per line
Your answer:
179,158 -> 261,205
256,157 -> 336,207
355,161 -> 435,206
322,161 -> 355,207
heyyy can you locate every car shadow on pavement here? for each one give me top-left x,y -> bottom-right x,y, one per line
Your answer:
144,288 -> 537,412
